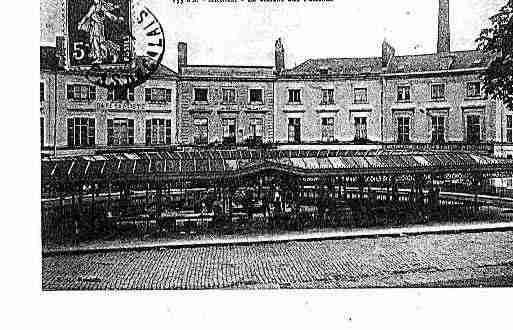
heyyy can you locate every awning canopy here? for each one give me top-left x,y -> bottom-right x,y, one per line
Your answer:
41,149 -> 513,185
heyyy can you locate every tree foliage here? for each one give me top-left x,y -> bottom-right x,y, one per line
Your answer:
477,0 -> 513,110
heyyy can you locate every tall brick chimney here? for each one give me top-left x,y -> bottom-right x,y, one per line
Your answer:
275,38 -> 285,74
437,0 -> 450,53
178,42 -> 187,73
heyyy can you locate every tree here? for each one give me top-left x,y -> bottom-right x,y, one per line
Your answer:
477,0 -> 513,110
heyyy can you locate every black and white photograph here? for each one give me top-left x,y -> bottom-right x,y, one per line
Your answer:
6,0 -> 513,327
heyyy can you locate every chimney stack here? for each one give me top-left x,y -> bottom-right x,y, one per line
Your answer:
381,40 -> 395,69
437,0 -> 450,53
56,36 -> 66,69
275,38 -> 285,74
178,42 -> 187,73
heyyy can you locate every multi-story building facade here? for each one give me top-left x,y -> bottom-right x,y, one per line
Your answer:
275,55 -> 384,145
382,51 -> 495,146
41,0 -> 512,158
176,42 -> 275,145
40,46 -> 178,156
274,0 -> 499,150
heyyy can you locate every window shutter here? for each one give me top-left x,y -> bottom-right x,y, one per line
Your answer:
128,120 -> 134,145
88,119 -> 95,146
67,118 -> 74,147
67,85 -> 74,100
166,89 -> 172,102
145,88 -> 152,102
145,120 -> 151,145
107,119 -> 113,146
89,86 -> 96,100
165,119 -> 172,144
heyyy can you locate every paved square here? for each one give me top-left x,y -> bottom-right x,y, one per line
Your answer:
42,231 -> 513,290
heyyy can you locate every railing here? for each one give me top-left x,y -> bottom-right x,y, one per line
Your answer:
381,142 -> 495,154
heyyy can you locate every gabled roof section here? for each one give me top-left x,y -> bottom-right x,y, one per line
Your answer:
181,65 -> 275,80
40,46 -> 57,71
152,62 -> 178,79
282,57 -> 383,77
387,50 -> 492,74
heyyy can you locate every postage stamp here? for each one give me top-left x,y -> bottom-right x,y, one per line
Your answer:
64,0 -> 165,89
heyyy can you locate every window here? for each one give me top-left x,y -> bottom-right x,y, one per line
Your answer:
193,88 -> 208,102
397,85 -> 411,102
506,115 -> 513,143
193,118 -> 208,144
321,117 -> 334,142
354,117 -> 368,141
67,84 -> 96,101
466,82 -> 481,98
288,89 -> 301,103
40,82 -> 45,102
288,118 -> 301,143
107,118 -> 134,146
222,118 -> 237,144
249,89 -> 263,104
222,89 -> 236,104
466,115 -> 481,144
67,117 -> 95,147
249,118 -> 263,143
145,88 -> 172,103
145,119 -> 172,145
108,87 -> 135,101
40,117 -> 44,148
431,84 -> 445,101
319,89 -> 334,105
397,117 -> 410,143
354,88 -> 368,104
431,116 -> 445,144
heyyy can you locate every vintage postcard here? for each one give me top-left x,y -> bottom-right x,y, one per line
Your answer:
39,0 -> 513,295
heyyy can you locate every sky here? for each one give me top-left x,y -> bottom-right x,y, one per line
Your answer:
40,0 -> 506,70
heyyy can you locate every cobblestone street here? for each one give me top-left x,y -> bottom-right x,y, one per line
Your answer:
42,231 -> 513,290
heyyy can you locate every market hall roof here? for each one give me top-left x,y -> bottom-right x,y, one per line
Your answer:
41,149 -> 513,184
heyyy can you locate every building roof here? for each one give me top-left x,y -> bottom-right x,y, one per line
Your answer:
180,65 -> 275,80
282,57 -> 383,77
386,50 -> 492,74
281,49 -> 492,78
41,149 -> 513,184
40,46 -> 177,78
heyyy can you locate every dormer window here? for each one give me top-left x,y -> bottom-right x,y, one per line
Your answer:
319,67 -> 329,75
